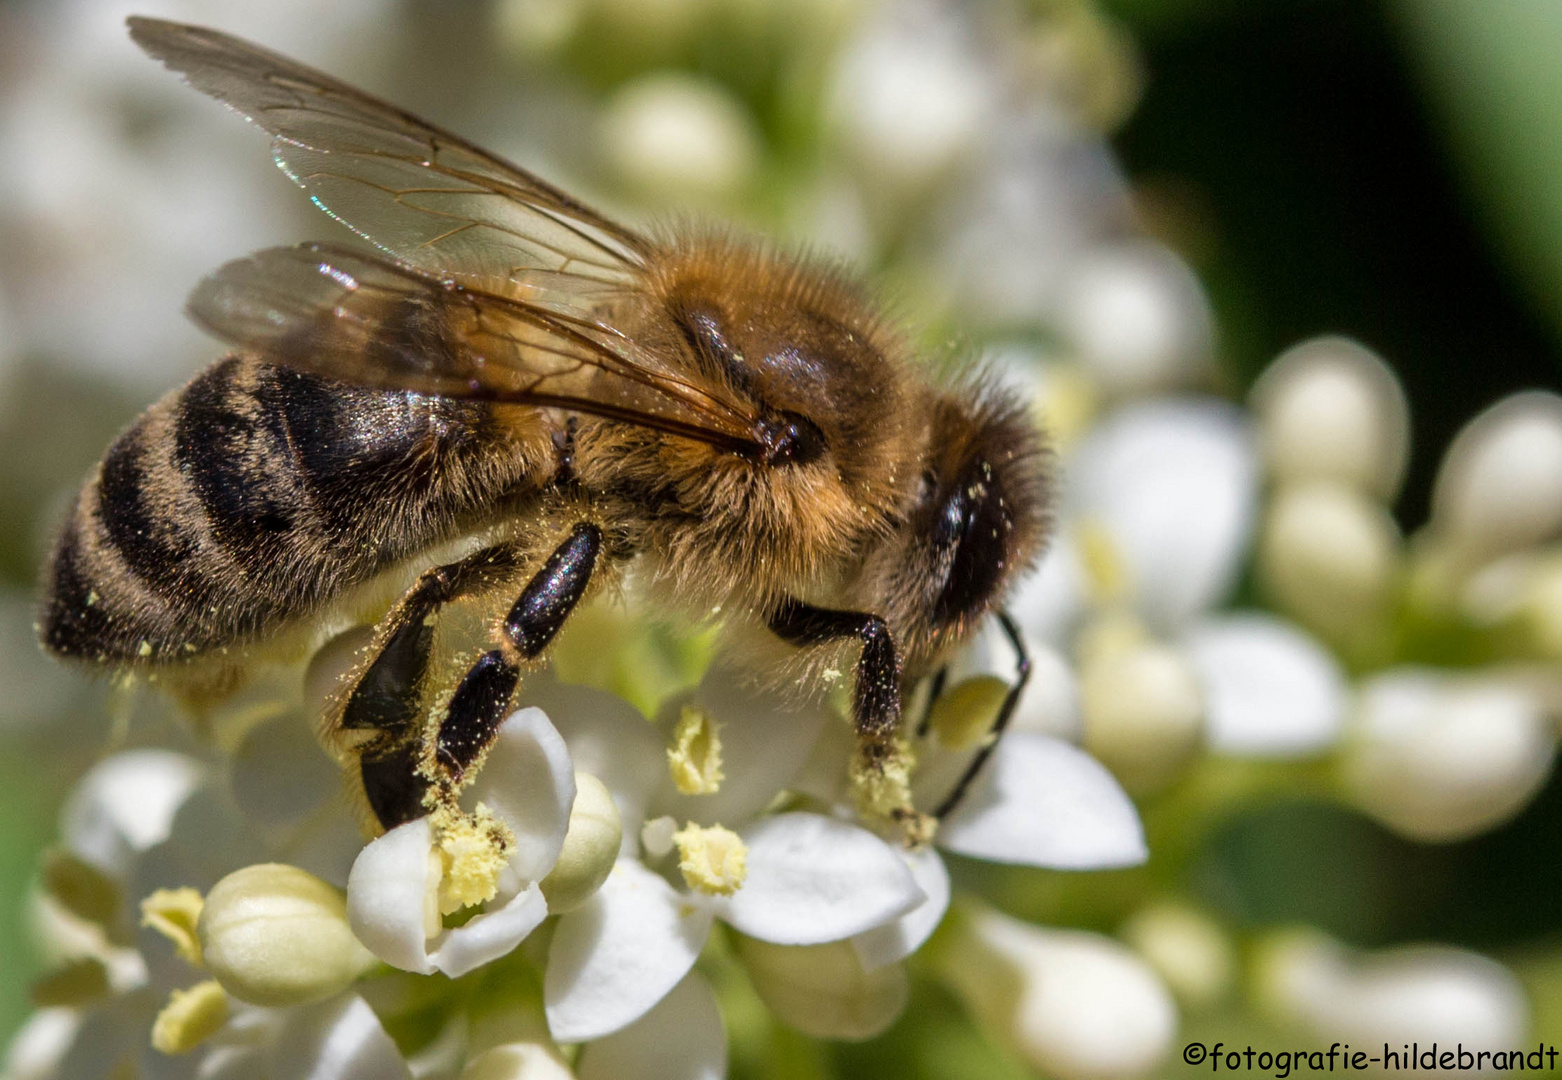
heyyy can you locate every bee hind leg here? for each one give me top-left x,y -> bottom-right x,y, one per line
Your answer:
338,542 -> 527,830
434,522 -> 603,784
341,524 -> 604,832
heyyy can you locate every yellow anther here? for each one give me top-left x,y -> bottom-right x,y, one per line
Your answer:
141,887 -> 206,967
672,823 -> 747,896
150,980 -> 228,1055
433,806 -> 513,917
667,704 -> 725,795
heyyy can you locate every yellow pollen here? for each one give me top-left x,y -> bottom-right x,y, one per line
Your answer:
433,806 -> 513,917
1076,516 -> 1130,603
140,887 -> 205,967
672,823 -> 747,896
150,980 -> 228,1055
667,705 -> 725,795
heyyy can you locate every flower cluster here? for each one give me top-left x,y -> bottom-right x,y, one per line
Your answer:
3,0 -> 1558,1076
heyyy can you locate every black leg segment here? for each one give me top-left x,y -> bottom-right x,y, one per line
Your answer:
437,650 -> 521,780
769,597 -> 902,746
340,543 -> 522,735
932,611 -> 1031,820
502,523 -> 601,659
432,522 -> 602,783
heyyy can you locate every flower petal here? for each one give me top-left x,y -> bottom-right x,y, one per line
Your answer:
938,733 -> 1146,868
712,812 -> 922,945
466,708 -> 576,883
576,971 -> 726,1080
525,675 -> 665,848
346,818 -> 437,975
267,994 -> 411,1080
1184,613 -> 1347,756
546,860 -> 713,1042
429,883 -> 550,980
62,750 -> 205,877
852,846 -> 950,970
1068,399 -> 1258,629
650,663 -> 831,826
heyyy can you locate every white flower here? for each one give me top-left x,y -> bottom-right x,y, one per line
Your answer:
941,905 -> 1177,1080
825,0 -> 995,193
1340,668 -> 1556,842
1254,928 -> 1529,1050
598,74 -> 761,201
1056,241 -> 1214,398
347,707 -> 576,978
1009,397 -> 1346,765
534,668 -> 926,1045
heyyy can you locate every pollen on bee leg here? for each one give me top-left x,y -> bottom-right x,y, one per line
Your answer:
430,804 -> 514,917
672,822 -> 747,896
850,738 -> 936,847
667,704 -> 725,795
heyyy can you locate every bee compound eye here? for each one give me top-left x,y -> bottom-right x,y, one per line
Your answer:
756,412 -> 826,467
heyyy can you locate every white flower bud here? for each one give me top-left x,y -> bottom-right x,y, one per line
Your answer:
942,906 -> 1177,1080
1341,670 -> 1556,842
1078,633 -> 1203,795
736,935 -> 908,1041
1253,928 -> 1528,1048
461,1043 -> 575,1080
599,74 -> 760,201
826,14 -> 992,192
2,1008 -> 78,1080
539,773 -> 622,913
493,0 -> 582,57
1432,391 -> 1562,563
1251,336 -> 1410,500
1120,903 -> 1235,1011
1527,553 -> 1562,660
199,863 -> 376,1006
1058,243 -> 1213,398
1258,481 -> 1402,652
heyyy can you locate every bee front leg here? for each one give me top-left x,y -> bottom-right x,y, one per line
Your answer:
768,597 -> 931,845
929,611 -> 1031,820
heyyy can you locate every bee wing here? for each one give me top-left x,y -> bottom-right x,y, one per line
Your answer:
189,244 -> 762,453
128,16 -> 646,290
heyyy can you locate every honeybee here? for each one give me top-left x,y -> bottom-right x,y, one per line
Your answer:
39,17 -> 1050,840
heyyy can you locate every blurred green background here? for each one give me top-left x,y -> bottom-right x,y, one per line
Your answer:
3,0 -> 1562,1069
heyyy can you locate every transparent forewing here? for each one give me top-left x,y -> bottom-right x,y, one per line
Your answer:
128,17 -> 648,288
189,244 -> 760,452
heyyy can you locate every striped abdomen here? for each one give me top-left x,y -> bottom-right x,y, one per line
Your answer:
42,355 -> 551,665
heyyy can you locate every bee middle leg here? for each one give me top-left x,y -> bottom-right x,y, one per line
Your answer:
340,523 -> 603,831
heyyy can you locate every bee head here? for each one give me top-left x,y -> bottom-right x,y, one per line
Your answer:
858,384 -> 1053,664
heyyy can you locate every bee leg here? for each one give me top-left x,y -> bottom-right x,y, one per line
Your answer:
914,666 -> 949,739
768,597 -> 901,747
768,597 -> 932,841
433,522 -> 603,784
930,611 -> 1032,820
339,543 -> 525,830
